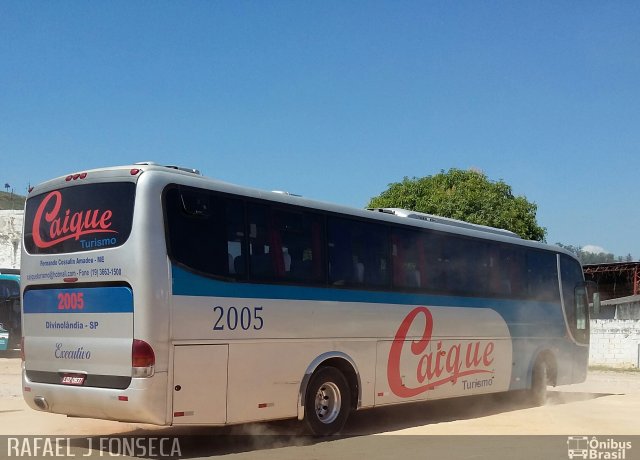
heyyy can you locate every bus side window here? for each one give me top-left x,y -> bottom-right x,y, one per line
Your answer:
422,234 -> 444,293
328,218 -> 389,288
526,251 -> 560,301
391,229 -> 425,290
486,244 -> 504,296
362,224 -> 389,288
438,237 -> 458,294
165,188 -> 247,280
247,204 -> 282,280
214,195 -> 246,279
502,249 -> 526,298
226,202 -> 246,278
327,218 -> 355,285
283,213 -> 325,284
460,239 -> 489,296
166,188 -> 218,276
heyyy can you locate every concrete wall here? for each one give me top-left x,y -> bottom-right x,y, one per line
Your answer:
0,210 -> 23,269
589,319 -> 640,368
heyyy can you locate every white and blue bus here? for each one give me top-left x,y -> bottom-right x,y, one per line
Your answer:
21,163 -> 593,435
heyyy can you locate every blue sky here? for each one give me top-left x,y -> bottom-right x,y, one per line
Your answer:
1,2 -> 639,257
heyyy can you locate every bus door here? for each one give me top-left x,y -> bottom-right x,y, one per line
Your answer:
172,344 -> 228,425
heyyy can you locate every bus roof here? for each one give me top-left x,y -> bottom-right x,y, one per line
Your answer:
369,208 -> 521,239
27,162 -> 578,262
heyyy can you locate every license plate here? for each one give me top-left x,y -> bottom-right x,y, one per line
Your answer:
61,374 -> 86,386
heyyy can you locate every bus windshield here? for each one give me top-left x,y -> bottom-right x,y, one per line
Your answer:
23,182 -> 136,255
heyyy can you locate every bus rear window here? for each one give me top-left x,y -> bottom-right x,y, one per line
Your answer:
24,183 -> 136,254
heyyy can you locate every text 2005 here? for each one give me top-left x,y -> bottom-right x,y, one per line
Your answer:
58,292 -> 84,310
212,306 -> 264,331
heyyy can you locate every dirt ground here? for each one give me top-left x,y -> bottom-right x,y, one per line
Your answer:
2,355 -> 640,459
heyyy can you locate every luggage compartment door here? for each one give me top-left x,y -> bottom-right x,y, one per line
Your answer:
172,345 -> 228,425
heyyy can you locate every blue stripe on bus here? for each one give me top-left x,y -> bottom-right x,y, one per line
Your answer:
171,265 -> 567,337
23,287 -> 133,314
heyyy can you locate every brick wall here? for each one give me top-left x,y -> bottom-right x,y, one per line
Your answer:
589,319 -> 640,368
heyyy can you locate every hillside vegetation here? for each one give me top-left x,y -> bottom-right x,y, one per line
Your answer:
0,190 -> 26,210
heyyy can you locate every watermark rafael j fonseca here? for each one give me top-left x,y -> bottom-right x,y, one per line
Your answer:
6,437 -> 182,458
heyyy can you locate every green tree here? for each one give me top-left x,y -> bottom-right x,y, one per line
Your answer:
367,168 -> 546,241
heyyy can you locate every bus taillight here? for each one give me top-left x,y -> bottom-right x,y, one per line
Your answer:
132,339 -> 155,378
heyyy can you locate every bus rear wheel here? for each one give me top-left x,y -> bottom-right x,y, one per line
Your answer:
304,366 -> 351,436
529,358 -> 549,406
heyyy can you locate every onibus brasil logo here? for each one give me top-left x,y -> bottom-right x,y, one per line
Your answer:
567,436 -> 632,459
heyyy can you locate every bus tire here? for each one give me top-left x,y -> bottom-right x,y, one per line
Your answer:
529,358 -> 548,406
304,366 -> 351,436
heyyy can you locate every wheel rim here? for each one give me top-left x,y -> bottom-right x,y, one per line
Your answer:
314,381 -> 341,424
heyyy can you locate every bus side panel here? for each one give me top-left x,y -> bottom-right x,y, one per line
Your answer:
172,345 -> 228,425
169,292 -> 514,421
225,341 -> 374,424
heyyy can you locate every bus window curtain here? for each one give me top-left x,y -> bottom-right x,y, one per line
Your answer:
392,233 -> 404,287
311,221 -> 323,280
269,214 -> 285,277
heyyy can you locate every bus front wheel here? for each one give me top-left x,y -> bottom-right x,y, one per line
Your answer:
529,358 -> 549,406
304,366 -> 351,436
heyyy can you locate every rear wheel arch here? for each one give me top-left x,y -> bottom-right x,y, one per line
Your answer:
298,352 -> 361,421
